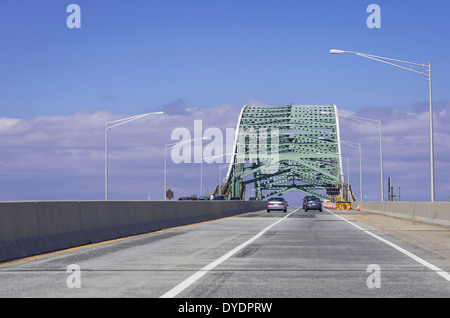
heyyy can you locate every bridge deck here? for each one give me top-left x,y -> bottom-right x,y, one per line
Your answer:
1,207 -> 449,298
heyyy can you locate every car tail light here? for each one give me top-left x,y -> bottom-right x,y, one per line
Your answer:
268,203 -> 274,205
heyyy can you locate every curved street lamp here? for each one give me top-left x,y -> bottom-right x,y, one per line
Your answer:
105,111 -> 164,200
330,49 -> 435,201
164,137 -> 206,200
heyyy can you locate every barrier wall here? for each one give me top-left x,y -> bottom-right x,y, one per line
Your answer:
356,201 -> 450,227
0,200 -> 266,263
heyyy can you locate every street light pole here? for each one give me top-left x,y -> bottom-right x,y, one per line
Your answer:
201,153 -> 234,197
428,62 -> 435,202
330,49 -> 435,201
337,139 -> 363,202
337,114 -> 383,201
105,111 -> 163,200
378,119 -> 384,202
359,142 -> 362,202
164,137 -> 206,200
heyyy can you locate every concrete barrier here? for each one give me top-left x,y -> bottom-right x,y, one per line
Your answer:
355,201 -> 450,227
35,201 -> 89,256
0,202 -> 41,261
0,200 -> 266,263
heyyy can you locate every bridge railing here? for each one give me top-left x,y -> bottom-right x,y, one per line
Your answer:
0,200 -> 266,264
354,201 -> 450,227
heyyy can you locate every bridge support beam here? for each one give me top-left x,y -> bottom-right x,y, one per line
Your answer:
223,105 -> 344,200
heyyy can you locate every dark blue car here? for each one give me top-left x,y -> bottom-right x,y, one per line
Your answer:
304,197 -> 322,212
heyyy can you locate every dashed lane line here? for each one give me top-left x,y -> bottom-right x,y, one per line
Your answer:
327,209 -> 450,282
159,208 -> 300,298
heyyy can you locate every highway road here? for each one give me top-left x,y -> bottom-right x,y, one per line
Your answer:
1,206 -> 449,298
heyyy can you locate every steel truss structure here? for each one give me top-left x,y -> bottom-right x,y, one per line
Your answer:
220,105 -> 344,199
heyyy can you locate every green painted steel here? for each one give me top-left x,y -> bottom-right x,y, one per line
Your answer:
221,105 -> 344,199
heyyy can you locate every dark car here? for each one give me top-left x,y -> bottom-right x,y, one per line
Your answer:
178,197 -> 198,201
212,195 -> 226,200
230,196 -> 241,200
267,197 -> 288,212
302,196 -> 315,209
304,197 -> 322,212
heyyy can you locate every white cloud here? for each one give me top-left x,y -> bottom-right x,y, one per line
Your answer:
0,105 -> 243,201
0,102 -> 449,202
339,103 -> 450,202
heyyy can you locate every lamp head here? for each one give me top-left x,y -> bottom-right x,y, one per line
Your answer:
329,49 -> 345,54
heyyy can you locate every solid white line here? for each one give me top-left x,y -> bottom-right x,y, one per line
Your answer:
159,208 -> 299,298
327,209 -> 450,282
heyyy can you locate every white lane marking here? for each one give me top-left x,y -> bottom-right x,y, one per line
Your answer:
160,208 -> 300,298
327,209 -> 450,282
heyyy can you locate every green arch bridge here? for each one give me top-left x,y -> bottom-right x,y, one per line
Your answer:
217,104 -> 346,200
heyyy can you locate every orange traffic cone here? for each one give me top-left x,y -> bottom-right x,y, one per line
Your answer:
357,205 -> 360,211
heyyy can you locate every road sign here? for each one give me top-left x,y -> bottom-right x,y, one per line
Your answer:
326,188 -> 340,195
166,189 -> 174,200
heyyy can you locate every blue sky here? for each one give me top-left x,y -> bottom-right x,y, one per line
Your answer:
0,1 -> 449,202
2,0 -> 450,117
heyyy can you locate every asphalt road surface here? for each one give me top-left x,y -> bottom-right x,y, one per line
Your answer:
1,207 -> 449,298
